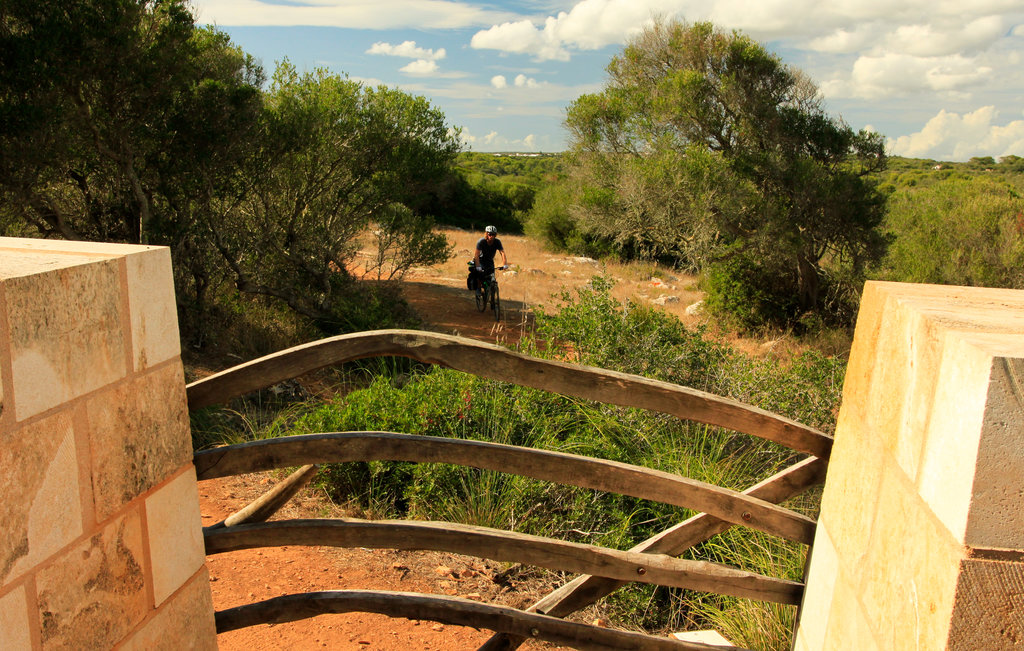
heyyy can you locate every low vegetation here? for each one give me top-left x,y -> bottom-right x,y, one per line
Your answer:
875,160 -> 1024,288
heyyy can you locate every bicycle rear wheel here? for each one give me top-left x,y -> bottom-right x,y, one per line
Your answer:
491,283 -> 501,321
475,282 -> 486,312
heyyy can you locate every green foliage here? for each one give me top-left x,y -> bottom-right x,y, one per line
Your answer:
207,62 -> 458,333
0,0 -> 262,244
533,276 -> 732,388
533,276 -> 843,433
685,528 -> 809,650
421,153 -> 564,233
877,173 -> 1024,288
702,250 -> 800,332
525,181 -> 575,249
1,2 -> 458,347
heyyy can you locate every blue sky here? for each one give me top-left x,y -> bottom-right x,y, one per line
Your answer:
191,0 -> 1024,160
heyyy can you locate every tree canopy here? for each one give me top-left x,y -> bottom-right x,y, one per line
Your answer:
557,20 -> 888,327
1,0 -> 460,342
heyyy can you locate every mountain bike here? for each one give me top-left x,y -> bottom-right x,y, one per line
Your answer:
473,265 -> 506,321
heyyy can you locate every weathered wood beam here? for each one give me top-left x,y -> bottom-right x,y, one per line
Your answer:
214,590 -> 753,651
204,519 -> 803,605
186,329 -> 831,458
477,456 -> 826,651
193,432 -> 817,544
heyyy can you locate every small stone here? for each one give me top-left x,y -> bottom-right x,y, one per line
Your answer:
592,618 -> 608,628
431,624 -> 445,632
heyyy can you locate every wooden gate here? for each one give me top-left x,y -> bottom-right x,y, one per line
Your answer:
188,330 -> 830,650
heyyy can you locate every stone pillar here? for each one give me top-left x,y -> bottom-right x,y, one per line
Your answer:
0,237 -> 215,649
794,281 -> 1024,650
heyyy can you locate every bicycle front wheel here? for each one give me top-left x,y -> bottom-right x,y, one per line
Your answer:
491,283 -> 501,321
475,283 -> 486,312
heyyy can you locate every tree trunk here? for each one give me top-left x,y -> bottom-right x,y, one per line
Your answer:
796,253 -> 820,312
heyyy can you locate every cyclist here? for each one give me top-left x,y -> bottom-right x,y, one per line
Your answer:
473,225 -> 508,280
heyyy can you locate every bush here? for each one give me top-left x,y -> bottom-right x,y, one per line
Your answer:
879,175 -> 1024,288
701,250 -> 801,332
525,182 -> 577,250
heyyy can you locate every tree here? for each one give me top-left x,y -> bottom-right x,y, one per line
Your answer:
207,63 -> 458,331
0,0 -> 262,244
563,20 -> 888,326
1,2 -> 460,339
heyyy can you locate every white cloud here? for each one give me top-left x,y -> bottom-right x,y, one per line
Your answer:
400,59 -> 439,75
471,18 -> 572,61
367,41 -> 446,60
887,107 -> 1024,160
460,128 -> 550,152
514,74 -> 541,88
469,0 -> 1023,65
823,53 -> 993,99
807,26 -> 877,54
191,0 -> 517,29
884,16 -> 1006,57
489,73 -> 546,90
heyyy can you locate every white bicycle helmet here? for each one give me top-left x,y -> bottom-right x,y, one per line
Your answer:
485,225 -> 497,235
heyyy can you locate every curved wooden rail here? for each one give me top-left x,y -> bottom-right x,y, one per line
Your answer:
204,519 -> 802,605
194,432 -> 816,544
215,590 -> 752,650
479,456 -> 827,650
186,329 -> 832,458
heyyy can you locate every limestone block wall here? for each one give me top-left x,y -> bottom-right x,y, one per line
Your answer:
794,281 -> 1024,651
0,237 -> 216,649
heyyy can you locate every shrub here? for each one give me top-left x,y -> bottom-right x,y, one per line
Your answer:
879,175 -> 1024,288
701,250 -> 801,332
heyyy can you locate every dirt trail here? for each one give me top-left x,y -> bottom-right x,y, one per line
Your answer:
395,228 -> 703,347
200,229 -> 707,649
